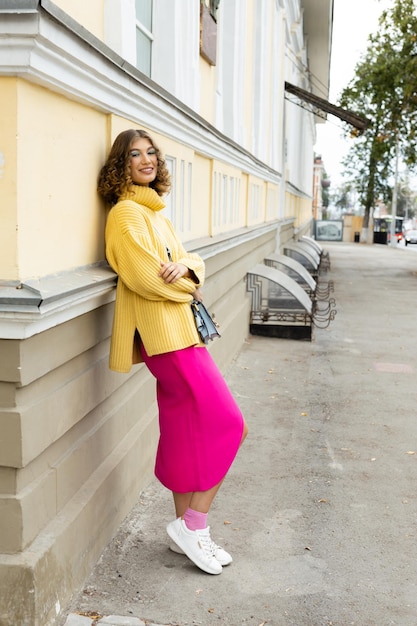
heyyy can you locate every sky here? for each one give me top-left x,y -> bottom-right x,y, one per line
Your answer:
314,0 -> 393,188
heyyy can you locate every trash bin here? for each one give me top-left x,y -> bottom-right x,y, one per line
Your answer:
354,232 -> 360,243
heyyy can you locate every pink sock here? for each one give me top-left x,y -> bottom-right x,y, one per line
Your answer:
183,507 -> 208,531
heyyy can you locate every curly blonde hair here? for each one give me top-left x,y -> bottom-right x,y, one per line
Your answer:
97,129 -> 171,205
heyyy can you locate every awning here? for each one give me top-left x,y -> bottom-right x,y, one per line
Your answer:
284,81 -> 369,132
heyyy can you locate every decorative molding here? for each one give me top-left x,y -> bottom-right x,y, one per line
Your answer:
0,264 -> 116,339
189,221 -> 279,261
0,224 -> 280,339
0,0 -> 39,11
0,0 -> 280,183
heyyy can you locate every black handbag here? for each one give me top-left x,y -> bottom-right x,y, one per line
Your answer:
191,300 -> 221,343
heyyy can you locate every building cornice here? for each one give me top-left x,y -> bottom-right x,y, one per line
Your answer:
0,223 -> 280,339
0,0 -> 280,183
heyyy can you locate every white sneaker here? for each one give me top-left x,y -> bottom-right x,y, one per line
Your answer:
166,518 -> 222,575
169,536 -> 233,566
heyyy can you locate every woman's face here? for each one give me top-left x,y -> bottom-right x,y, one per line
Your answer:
129,137 -> 158,186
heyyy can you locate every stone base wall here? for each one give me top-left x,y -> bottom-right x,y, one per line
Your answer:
0,223 -> 284,625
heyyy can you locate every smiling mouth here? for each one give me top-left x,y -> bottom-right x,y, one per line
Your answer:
140,167 -> 154,174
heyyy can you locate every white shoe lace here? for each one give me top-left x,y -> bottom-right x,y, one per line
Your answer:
196,527 -> 217,558
210,539 -> 222,554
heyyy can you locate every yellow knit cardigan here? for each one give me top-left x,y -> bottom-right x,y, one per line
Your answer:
105,186 -> 205,372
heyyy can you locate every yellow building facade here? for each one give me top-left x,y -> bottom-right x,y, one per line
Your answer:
0,1 -> 333,623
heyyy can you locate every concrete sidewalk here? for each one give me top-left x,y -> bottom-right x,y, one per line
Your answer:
62,242 -> 417,626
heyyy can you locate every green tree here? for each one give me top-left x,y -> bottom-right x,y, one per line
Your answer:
321,168 -> 330,209
338,0 -> 417,239
396,177 -> 416,220
332,183 -> 355,213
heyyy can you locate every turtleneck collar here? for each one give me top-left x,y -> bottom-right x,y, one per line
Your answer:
121,185 -> 166,212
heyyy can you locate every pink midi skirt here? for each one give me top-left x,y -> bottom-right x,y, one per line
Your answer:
141,344 -> 244,493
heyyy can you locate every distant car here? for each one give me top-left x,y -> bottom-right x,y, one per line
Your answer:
404,229 -> 417,246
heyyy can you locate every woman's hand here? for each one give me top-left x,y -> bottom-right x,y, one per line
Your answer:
192,288 -> 203,302
159,262 -> 190,284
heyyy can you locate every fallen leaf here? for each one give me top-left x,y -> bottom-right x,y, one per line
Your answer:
305,546 -> 312,551
301,412 -> 307,416
223,520 -> 231,525
195,588 -> 203,595
208,608 -> 215,613
318,498 -> 327,503
406,451 -> 416,455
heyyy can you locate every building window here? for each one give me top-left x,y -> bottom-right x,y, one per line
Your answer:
164,156 -> 176,224
135,0 -> 153,75
209,0 -> 221,21
212,170 -> 241,231
200,1 -> 217,65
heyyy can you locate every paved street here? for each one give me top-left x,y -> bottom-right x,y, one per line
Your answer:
62,242 -> 417,626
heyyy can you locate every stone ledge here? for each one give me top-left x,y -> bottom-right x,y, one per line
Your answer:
0,263 -> 116,307
0,223 -> 280,340
0,264 -> 117,340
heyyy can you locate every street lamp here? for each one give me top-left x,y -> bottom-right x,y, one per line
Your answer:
390,132 -> 400,247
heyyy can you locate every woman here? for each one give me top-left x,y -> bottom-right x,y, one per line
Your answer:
98,128 -> 248,576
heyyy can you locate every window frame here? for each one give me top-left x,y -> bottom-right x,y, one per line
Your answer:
135,0 -> 154,76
